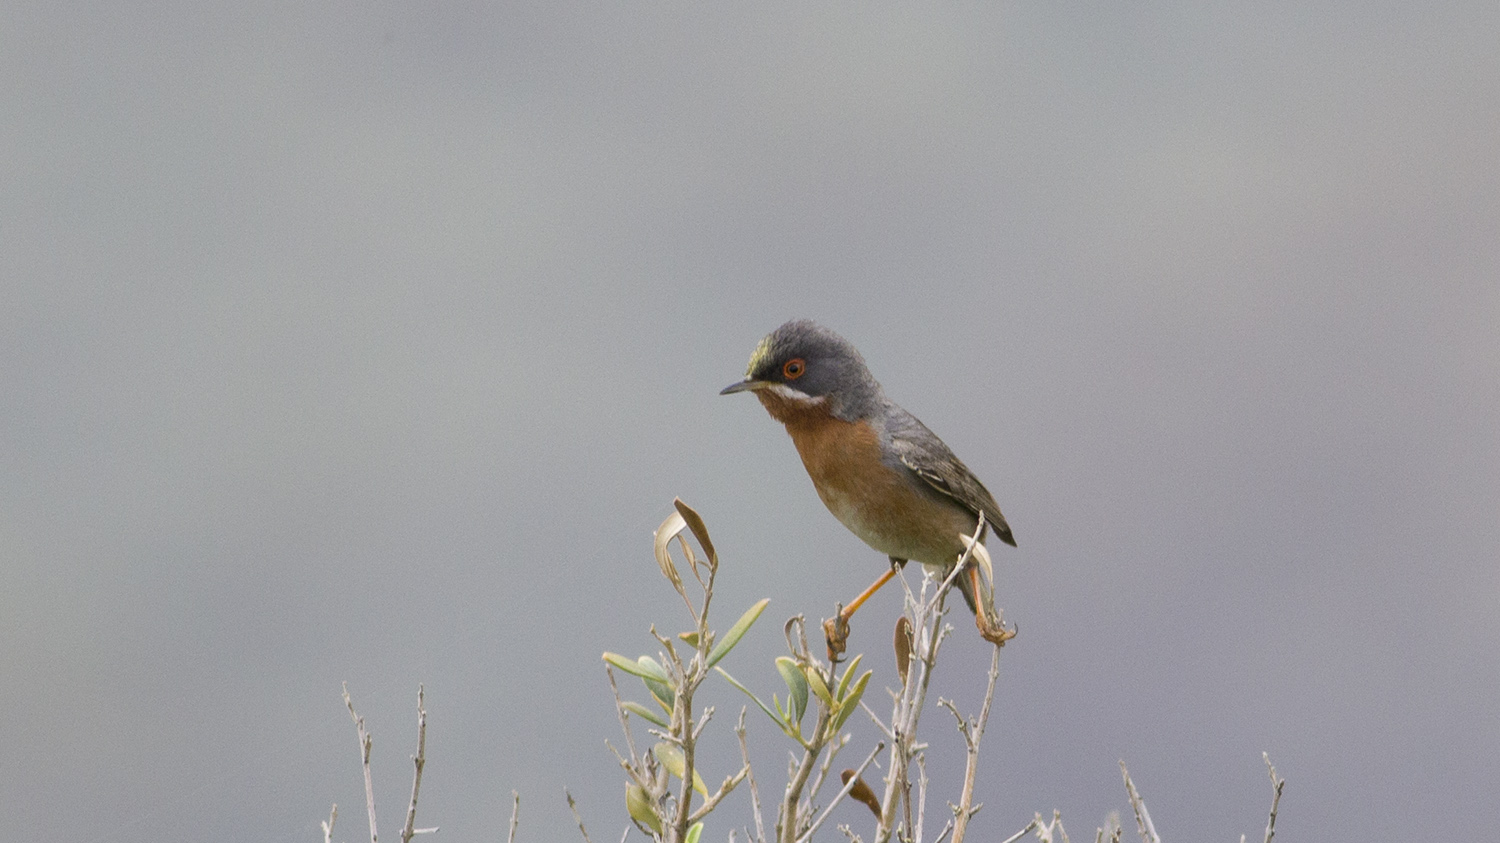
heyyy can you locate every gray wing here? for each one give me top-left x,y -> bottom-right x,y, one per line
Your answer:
886,408 -> 1017,547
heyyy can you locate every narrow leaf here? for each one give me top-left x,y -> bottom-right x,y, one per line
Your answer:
621,701 -> 669,728
836,654 -> 864,701
805,664 -> 833,708
636,655 -> 671,683
706,598 -> 770,668
715,667 -> 781,726
685,822 -> 704,843
831,670 -> 872,731
643,676 -> 675,712
774,657 -> 809,725
652,743 -> 708,796
626,784 -> 662,834
603,652 -> 666,682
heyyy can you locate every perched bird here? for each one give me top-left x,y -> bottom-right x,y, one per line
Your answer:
721,319 -> 1015,657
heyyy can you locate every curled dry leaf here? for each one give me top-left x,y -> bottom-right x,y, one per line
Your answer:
894,616 -> 912,687
840,770 -> 882,818
673,498 -> 718,569
654,510 -> 688,596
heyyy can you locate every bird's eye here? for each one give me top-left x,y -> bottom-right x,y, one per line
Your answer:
783,358 -> 806,379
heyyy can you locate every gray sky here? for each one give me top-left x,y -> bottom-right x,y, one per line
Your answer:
4,3 -> 1497,841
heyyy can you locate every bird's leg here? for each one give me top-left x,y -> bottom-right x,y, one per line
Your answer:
968,565 -> 1016,646
823,559 -> 904,663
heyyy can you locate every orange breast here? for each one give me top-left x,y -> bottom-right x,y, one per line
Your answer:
773,408 -> 976,569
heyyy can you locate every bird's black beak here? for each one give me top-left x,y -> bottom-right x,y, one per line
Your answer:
720,379 -> 770,395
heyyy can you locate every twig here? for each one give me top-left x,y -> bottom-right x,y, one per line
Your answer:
1262,753 -> 1285,843
322,804 -> 338,843
795,740 -> 885,843
736,709 -> 767,843
913,754 -> 928,843
565,789 -> 594,843
998,816 -> 1038,843
860,701 -> 893,741
779,707 -> 833,843
689,762 -> 751,824
399,685 -> 430,843
946,643 -> 1001,843
507,791 -> 520,843
1119,764 -> 1158,843
806,732 -> 849,808
605,667 -> 644,769
343,683 -> 379,843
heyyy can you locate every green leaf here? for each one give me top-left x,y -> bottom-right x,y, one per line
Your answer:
644,676 -> 675,712
602,652 -> 672,685
774,657 -> 808,725
806,664 -> 833,708
685,821 -> 704,843
715,667 -> 781,726
706,598 -> 770,668
831,669 -> 872,732
603,652 -> 654,680
626,784 -> 662,834
636,655 -> 671,682
621,700 -> 669,728
678,631 -> 700,647
652,742 -> 708,796
836,654 -> 863,700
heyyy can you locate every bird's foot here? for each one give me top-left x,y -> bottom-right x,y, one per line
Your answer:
975,608 -> 1017,647
823,606 -> 851,664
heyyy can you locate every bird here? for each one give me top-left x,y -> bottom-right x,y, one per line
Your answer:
721,319 -> 1015,659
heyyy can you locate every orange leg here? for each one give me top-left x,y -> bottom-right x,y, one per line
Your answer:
842,566 -> 898,619
823,562 -> 902,662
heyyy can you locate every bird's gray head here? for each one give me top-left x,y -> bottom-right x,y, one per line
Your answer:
720,320 -> 882,421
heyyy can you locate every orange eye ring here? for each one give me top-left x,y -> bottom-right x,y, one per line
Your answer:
782,358 -> 806,379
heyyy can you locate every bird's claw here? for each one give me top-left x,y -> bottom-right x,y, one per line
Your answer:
976,609 -> 1017,647
823,608 -> 851,664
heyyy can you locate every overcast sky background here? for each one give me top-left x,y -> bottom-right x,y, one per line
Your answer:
4,2 -> 1498,841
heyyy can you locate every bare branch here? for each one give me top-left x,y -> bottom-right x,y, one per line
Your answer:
605,667 -> 643,769
399,685 -> 430,843
1119,763 -> 1159,843
322,804 -> 338,843
1262,753 -> 1285,843
807,732 -> 850,808
565,789 -> 594,843
507,791 -> 520,843
689,762 -> 751,824
998,816 -> 1038,843
913,754 -> 928,843
1034,811 -> 1072,843
948,644 -> 1001,843
859,701 -> 893,741
736,709 -> 767,843
343,683 -> 379,843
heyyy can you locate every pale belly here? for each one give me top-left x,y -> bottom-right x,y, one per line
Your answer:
813,472 -> 978,570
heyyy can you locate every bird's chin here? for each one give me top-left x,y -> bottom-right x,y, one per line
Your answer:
752,384 -> 828,425
762,383 -> 820,404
